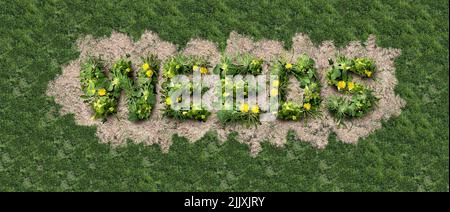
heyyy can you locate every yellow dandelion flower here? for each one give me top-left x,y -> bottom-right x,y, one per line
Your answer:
98,88 -> 107,96
175,64 -> 180,69
337,81 -> 346,90
146,69 -> 153,78
251,105 -> 260,114
271,89 -> 278,96
240,103 -> 249,113
165,97 -> 172,106
348,81 -> 355,91
303,103 -> 311,111
365,70 -> 373,77
200,67 -> 208,74
272,80 -> 280,87
193,65 -> 199,71
285,63 -> 293,70
142,63 -> 150,70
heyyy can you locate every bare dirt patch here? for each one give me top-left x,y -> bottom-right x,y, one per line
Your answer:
47,31 -> 405,156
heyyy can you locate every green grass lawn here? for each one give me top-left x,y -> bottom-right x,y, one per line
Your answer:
0,0 -> 448,191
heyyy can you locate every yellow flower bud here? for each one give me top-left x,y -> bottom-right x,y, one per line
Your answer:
221,63 -> 228,70
348,82 -> 355,91
146,69 -> 153,78
165,97 -> 172,106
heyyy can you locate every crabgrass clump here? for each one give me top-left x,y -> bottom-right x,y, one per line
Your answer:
79,57 -> 120,120
80,55 -> 160,121
326,55 -> 379,123
161,55 -> 212,121
125,55 -> 160,121
272,54 -> 322,121
215,54 -> 264,126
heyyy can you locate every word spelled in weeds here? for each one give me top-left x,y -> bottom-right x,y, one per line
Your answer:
47,31 -> 405,155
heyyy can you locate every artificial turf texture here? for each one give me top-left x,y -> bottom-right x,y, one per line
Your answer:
0,0 -> 448,191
